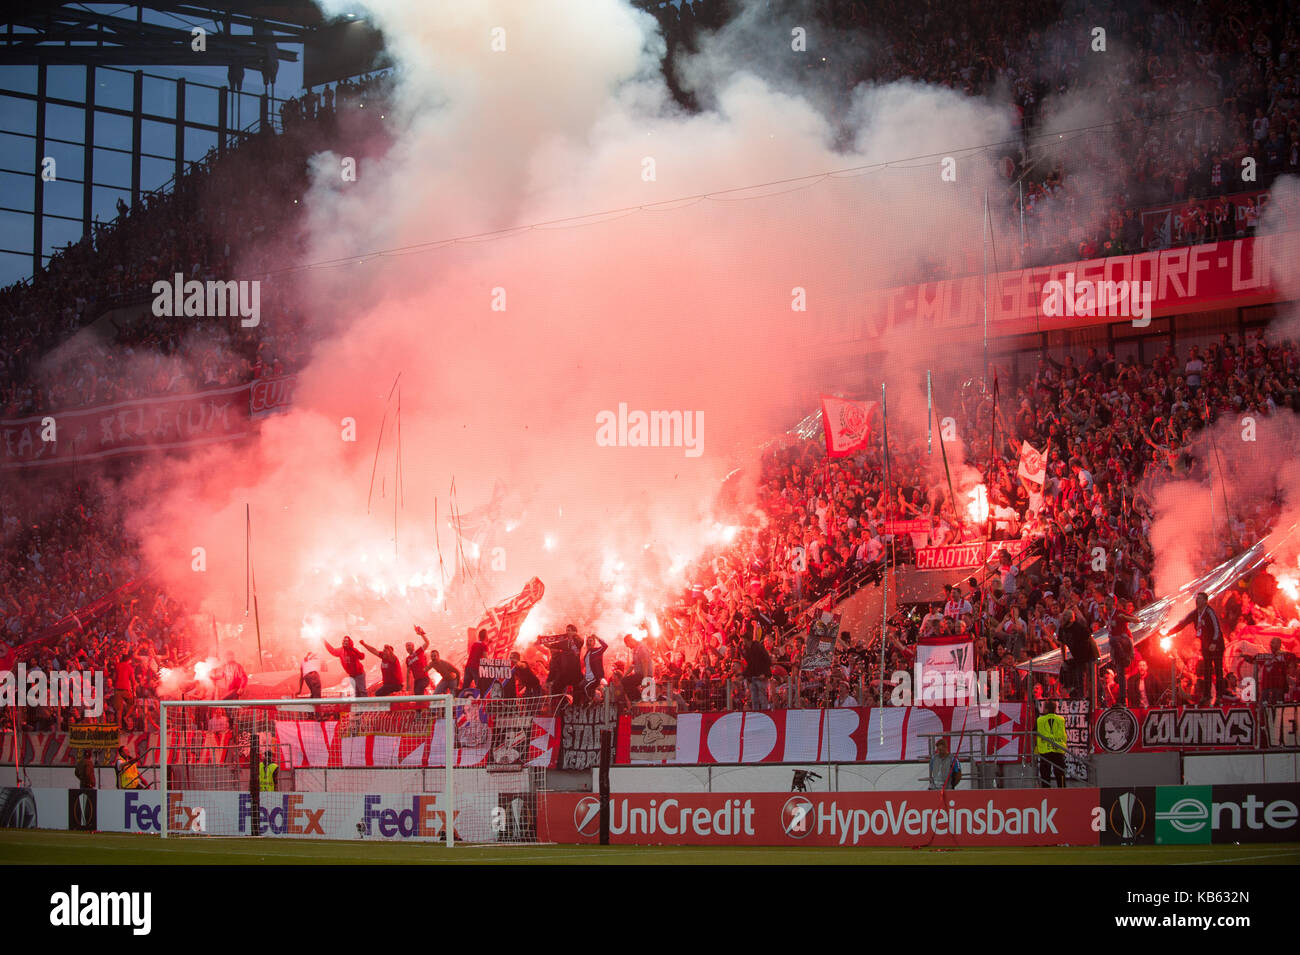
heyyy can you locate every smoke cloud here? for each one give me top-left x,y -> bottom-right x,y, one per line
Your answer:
117,0 -> 1088,667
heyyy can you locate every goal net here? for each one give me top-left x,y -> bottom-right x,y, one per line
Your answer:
159,694 -> 556,844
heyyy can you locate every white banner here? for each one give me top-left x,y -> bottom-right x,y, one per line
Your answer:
914,637 -> 976,707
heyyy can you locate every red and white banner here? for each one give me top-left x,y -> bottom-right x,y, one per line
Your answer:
0,730 -> 151,766
915,538 -> 1030,570
248,376 -> 296,418
271,712 -> 557,768
1141,191 -> 1268,248
820,396 -> 877,458
1017,441 -> 1046,485
0,376 -> 298,469
615,704 -> 1027,764
817,236 -> 1280,347
539,788 -> 1099,846
471,577 -> 546,659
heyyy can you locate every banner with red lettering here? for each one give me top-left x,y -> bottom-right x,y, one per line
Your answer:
820,396 -> 877,458
615,704 -> 1027,764
915,538 -> 1030,570
271,710 -> 557,768
248,376 -> 296,418
0,376 -> 297,469
820,236 -> 1280,348
539,788 -> 1099,846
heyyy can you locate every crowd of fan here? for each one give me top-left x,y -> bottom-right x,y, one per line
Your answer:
524,331 -> 1300,713
5,6 -> 1300,736
1,481 -> 198,733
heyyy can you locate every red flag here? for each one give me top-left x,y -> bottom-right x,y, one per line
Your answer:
470,576 -> 545,658
819,396 -> 877,458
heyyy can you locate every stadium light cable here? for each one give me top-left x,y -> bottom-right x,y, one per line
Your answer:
250,99 -> 1224,280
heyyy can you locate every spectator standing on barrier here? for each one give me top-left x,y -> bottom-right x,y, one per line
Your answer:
406,627 -> 431,695
1059,608 -> 1098,701
298,649 -> 322,699
221,650 -> 247,701
744,632 -> 772,710
582,633 -> 608,702
1106,597 -> 1141,707
112,654 -> 135,724
1036,700 -> 1067,788
624,634 -> 654,699
324,635 -> 367,697
1244,637 -> 1297,704
465,629 -> 489,695
505,651 -> 542,699
1162,592 -> 1225,704
545,627 -> 582,701
429,649 -> 461,695
75,749 -> 95,789
361,641 -> 403,696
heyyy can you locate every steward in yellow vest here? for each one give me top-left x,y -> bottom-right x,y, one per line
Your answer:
259,752 -> 278,793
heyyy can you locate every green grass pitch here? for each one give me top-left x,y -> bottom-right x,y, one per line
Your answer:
1,830 -> 1297,865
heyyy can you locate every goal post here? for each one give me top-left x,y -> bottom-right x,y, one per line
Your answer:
158,694 -> 555,844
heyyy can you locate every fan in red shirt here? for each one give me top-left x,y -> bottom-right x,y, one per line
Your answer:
406,626 -> 431,695
113,656 -> 136,723
324,636 -> 367,697
361,641 -> 403,696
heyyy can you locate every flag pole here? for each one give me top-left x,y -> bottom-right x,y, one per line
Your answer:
247,503 -> 264,671
879,382 -> 890,745
926,370 -> 932,455
932,393 -> 962,539
982,190 -> 990,393
986,374 -> 998,543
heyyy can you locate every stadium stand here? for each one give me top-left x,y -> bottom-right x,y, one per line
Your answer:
2,2 -> 1299,733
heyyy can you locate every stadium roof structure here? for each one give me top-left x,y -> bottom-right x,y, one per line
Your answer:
0,1 -> 325,68
1,2 -> 391,283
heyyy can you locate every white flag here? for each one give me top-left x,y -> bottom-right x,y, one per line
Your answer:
1017,441 -> 1047,485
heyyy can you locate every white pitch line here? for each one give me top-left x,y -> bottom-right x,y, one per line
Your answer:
1176,850 -> 1300,865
